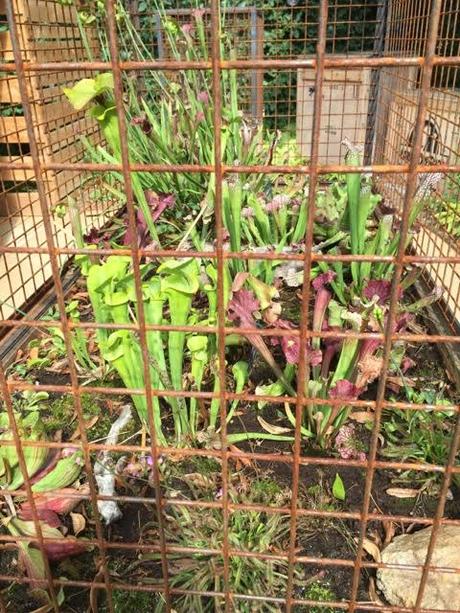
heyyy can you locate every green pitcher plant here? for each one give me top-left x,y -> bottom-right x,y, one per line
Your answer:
83,254 -> 249,444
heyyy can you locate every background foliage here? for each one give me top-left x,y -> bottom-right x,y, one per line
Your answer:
131,0 -> 380,127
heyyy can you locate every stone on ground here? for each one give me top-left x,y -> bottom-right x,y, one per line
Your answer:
377,525 -> 460,611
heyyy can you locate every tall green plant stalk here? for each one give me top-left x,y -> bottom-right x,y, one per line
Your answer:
69,0 -> 288,253
63,75 -> 161,245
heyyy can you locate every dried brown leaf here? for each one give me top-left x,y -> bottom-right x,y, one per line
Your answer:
196,428 -> 222,450
232,272 -> 250,292
383,519 -> 396,546
349,411 -> 374,424
46,357 -> 69,373
257,416 -> 292,435
386,487 -> 420,498
368,577 -> 385,605
170,558 -> 198,574
70,512 -> 86,536
72,292 -> 89,300
368,529 -> 382,549
386,376 -> 415,393
263,302 -> 282,324
89,566 -> 105,613
105,399 -> 125,413
356,355 -> 383,389
361,537 -> 382,563
183,472 -> 215,489
229,444 -> 252,467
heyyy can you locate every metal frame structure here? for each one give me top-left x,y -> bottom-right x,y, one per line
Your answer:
0,1 -> 459,612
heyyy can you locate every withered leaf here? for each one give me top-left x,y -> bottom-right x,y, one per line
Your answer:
257,416 -> 291,435
356,355 -> 383,389
368,576 -> 387,607
349,411 -> 374,424
386,487 -> 420,498
360,537 -> 382,563
183,472 -> 215,489
232,272 -> 250,292
70,512 -> 86,536
383,519 -> 396,546
229,444 -> 252,467
70,415 -> 99,440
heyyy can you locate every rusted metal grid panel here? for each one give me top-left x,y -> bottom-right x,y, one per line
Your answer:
223,1 -> 384,58
0,1 -> 459,612
385,0 -> 431,58
0,0 -> 115,320
374,1 -> 460,328
0,177 -> 119,321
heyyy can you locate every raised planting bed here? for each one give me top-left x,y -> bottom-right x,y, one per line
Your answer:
1,4 -> 459,612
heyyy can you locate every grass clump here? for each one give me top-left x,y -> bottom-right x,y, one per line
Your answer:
140,476 -> 293,612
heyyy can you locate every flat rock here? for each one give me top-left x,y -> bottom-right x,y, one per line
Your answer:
377,525 -> 460,611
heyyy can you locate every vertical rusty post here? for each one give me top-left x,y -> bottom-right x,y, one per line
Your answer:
103,0 -> 172,609
285,1 -> 329,611
210,0 -> 232,609
348,1 -> 444,611
5,2 -> 115,611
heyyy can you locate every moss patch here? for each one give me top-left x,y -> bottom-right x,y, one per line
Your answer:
42,392 -> 137,442
302,581 -> 339,612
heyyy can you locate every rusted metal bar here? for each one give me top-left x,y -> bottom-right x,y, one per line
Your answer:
210,0 -> 232,609
4,314 -> 460,343
285,1 -> 329,610
104,0 -> 171,608
1,1 -> 459,609
0,431 -> 459,478
348,2 -> 445,611
2,243 -> 460,266
4,378 -> 460,416
0,55 -> 459,73
4,3 -> 113,610
0,571 -> 459,613
3,159 -> 460,174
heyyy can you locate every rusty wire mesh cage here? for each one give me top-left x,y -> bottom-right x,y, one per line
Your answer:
0,0 -> 460,612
